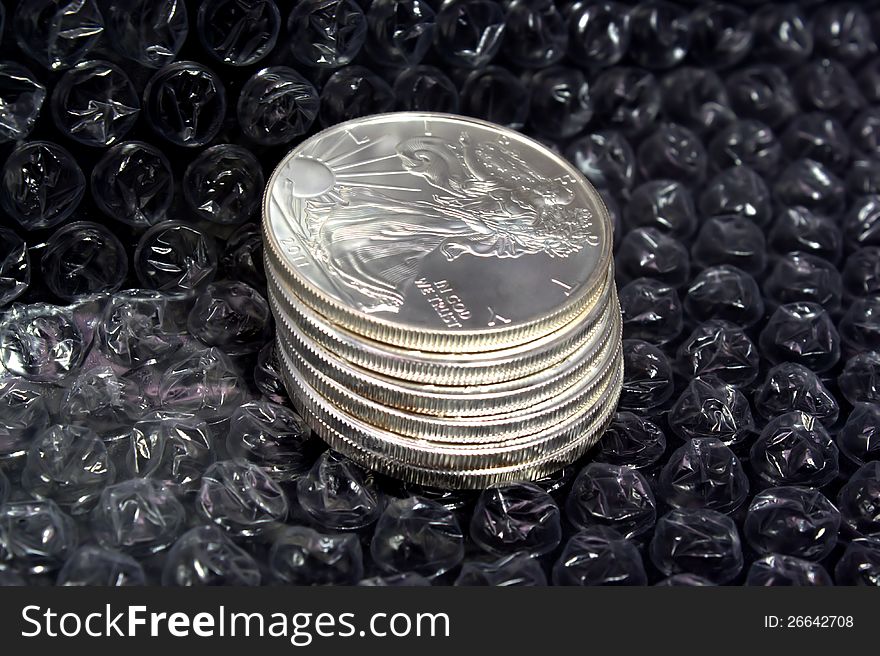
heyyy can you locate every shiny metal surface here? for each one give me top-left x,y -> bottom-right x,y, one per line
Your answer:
263,112 -> 612,352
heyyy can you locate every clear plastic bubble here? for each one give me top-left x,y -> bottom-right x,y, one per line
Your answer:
762,252 -> 842,312
759,302 -> 840,373
834,539 -> 880,585
96,290 -> 185,368
637,123 -> 707,187
503,0 -> 566,69
847,158 -> 880,196
91,478 -> 185,557
21,424 -> 114,514
692,215 -> 767,275
0,377 -> 52,459
196,460 -> 286,540
837,461 -> 880,539
754,363 -> 839,428
370,496 -> 464,579
41,222 -> 128,302
14,0 -> 104,70
105,0 -> 188,68
287,0 -> 366,69
0,227 -> 30,307
726,65 -> 799,130
186,281 -> 271,356
619,339 -> 674,412
591,67 -> 661,139
253,341 -> 287,405
844,194 -> 880,250
296,450 -> 384,532
566,462 -> 656,538
144,61 -> 226,148
0,303 -> 85,383
566,1 -> 630,69
744,487 -> 840,561
221,224 -> 266,292
749,3 -> 813,67
198,0 -> 280,66
813,3 -> 875,64
623,179 -> 697,239
750,411 -> 839,488
842,246 -> 880,296
649,508 -> 743,584
676,320 -> 759,388
746,554 -> 833,586
669,375 -> 754,447
781,112 -> 851,174
795,57 -> 866,122
552,526 -> 647,586
366,0 -> 436,67
461,66 -> 530,130
226,400 -> 315,482
91,141 -> 174,229
134,221 -> 219,293
565,129 -> 636,195
184,145 -> 265,226
528,66 -> 592,139
838,352 -> 880,405
434,0 -> 505,69
627,1 -> 690,71
707,118 -> 781,176
658,438 -> 749,514
158,347 -> 249,420
0,499 -> 77,573
660,67 -> 734,135
0,141 -> 85,231
237,68 -> 319,146
319,65 -> 395,128
848,107 -> 880,160
124,410 -> 215,494
618,277 -> 683,345
162,525 -> 261,586
57,545 -> 146,586
684,265 -> 764,328
470,482 -> 561,557
51,60 -> 139,147
594,411 -> 667,471
616,228 -> 689,288
393,66 -> 459,113
839,296 -> 880,355
0,61 -> 46,143
689,2 -> 753,70
454,552 -> 547,587
699,166 -> 772,226
270,525 -> 363,585
767,207 -> 843,265
837,403 -> 880,467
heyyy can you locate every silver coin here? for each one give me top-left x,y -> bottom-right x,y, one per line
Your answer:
263,112 -> 613,352
275,309 -> 621,441
298,394 -> 619,489
273,288 -> 619,417
280,354 -> 623,489
276,340 -> 623,467
266,261 -> 616,385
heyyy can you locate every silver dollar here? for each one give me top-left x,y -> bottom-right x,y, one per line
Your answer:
264,112 -> 612,352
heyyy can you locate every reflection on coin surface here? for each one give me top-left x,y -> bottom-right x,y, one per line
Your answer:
264,112 -> 612,351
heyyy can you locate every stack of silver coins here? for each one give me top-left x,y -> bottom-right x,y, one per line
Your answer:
262,113 -> 622,489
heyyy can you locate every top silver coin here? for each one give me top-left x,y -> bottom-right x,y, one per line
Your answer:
264,112 -> 613,352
